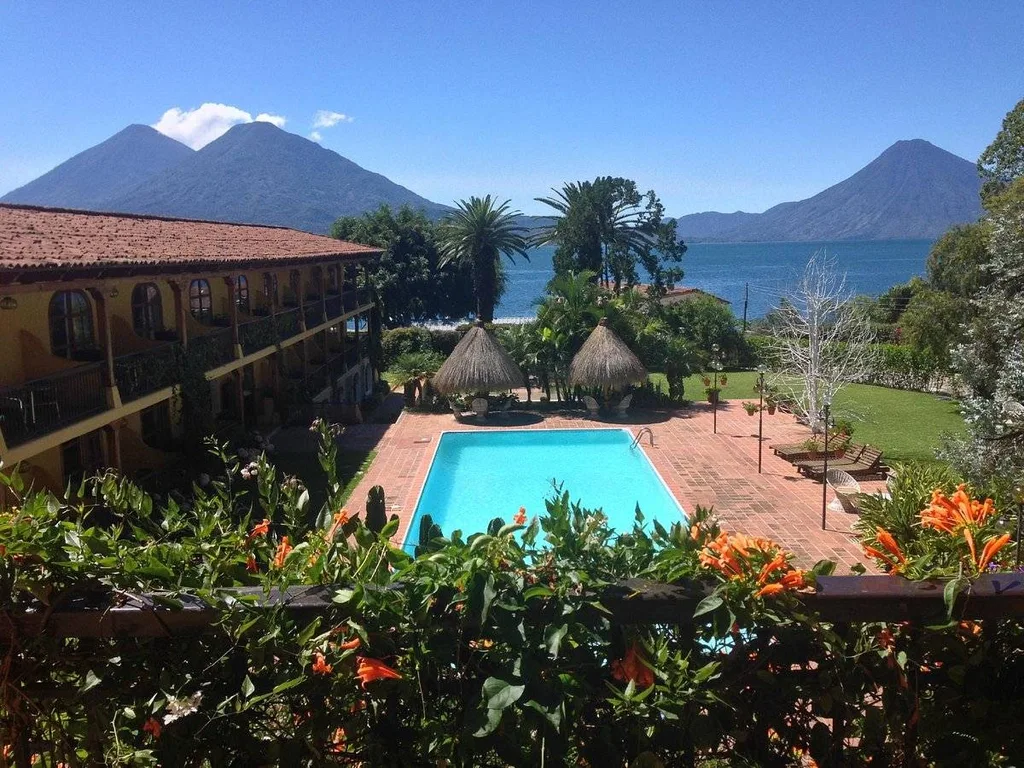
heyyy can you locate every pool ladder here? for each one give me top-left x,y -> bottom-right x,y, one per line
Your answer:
630,427 -> 655,450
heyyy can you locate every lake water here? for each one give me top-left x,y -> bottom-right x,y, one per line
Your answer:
493,240 -> 933,321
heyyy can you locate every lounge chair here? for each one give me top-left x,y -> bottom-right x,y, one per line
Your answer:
583,395 -> 600,419
450,402 -> 474,422
614,393 -> 633,419
471,398 -> 489,418
799,446 -> 887,481
826,468 -> 862,514
772,437 -> 853,462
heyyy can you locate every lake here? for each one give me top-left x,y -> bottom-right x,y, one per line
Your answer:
493,240 -> 933,321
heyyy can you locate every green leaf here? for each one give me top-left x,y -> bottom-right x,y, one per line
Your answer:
482,677 -> 525,710
271,676 -> 305,695
944,577 -> 964,620
481,574 -> 496,624
523,585 -> 553,600
241,675 -> 255,699
693,594 -> 723,618
473,705 -> 503,737
80,669 -> 102,694
545,623 -> 568,659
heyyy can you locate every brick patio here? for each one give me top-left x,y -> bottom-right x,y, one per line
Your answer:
344,400 -> 883,572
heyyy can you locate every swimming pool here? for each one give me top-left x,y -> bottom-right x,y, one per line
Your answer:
406,428 -> 684,545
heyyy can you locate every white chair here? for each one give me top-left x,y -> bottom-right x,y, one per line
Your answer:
450,402 -> 473,422
471,398 -> 489,418
614,393 -> 633,419
583,395 -> 600,418
826,468 -> 862,514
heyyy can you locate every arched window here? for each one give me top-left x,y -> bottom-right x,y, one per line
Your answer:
49,290 -> 95,359
130,283 -> 163,339
189,279 -> 212,324
235,275 -> 250,314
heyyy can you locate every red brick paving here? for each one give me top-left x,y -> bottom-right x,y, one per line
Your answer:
344,400 -> 882,572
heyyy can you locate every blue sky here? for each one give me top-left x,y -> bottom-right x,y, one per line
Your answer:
1,1 -> 1022,215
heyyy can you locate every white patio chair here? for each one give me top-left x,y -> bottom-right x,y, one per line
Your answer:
471,397 -> 489,418
583,395 -> 600,418
826,468 -> 862,514
614,393 -> 633,419
450,402 -> 473,422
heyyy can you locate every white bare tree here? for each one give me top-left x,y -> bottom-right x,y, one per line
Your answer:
770,250 -> 875,430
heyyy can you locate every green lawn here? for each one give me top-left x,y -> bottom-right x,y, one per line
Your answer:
649,371 -> 964,465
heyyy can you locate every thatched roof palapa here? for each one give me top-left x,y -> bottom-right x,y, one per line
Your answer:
568,318 -> 647,389
432,321 -> 525,394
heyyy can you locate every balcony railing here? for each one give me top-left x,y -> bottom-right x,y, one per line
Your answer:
114,343 -> 179,402
324,294 -> 342,319
276,308 -> 302,341
189,327 -> 235,368
304,363 -> 331,398
239,316 -> 276,355
0,364 -> 108,447
304,300 -> 325,329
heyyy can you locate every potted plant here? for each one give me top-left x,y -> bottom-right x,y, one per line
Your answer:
702,376 -> 712,388
704,386 -> 721,404
719,374 -> 728,387
743,401 -> 760,416
765,395 -> 777,415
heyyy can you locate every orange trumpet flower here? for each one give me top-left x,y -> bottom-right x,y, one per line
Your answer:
755,583 -> 785,598
610,642 -> 655,688
976,533 -> 1011,572
312,651 -> 333,676
245,518 -> 270,545
273,536 -> 293,569
875,528 -> 906,564
355,657 -> 402,688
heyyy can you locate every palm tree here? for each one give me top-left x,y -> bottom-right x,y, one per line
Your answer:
438,196 -> 530,323
534,178 -> 650,290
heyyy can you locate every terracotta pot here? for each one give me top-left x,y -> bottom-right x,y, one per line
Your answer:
767,405 -> 776,415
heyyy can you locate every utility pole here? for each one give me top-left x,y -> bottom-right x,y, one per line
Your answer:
742,282 -> 749,333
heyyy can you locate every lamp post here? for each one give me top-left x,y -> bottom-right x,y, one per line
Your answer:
711,344 -> 722,435
821,394 -> 832,531
757,367 -> 766,474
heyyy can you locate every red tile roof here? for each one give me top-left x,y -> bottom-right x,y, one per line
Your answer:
0,204 -> 380,278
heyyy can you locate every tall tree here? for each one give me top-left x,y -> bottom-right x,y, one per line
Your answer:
331,205 -> 474,327
437,196 -> 530,323
534,177 -> 686,293
978,97 -> 1024,202
770,251 -> 875,430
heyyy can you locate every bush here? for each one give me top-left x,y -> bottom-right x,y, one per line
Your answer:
1,426 -> 1023,765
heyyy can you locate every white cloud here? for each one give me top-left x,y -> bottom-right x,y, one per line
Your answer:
309,131 -> 323,142
254,112 -> 287,128
152,103 -> 288,149
312,110 -> 354,129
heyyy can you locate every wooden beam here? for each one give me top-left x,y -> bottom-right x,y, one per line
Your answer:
3,575 -> 1024,641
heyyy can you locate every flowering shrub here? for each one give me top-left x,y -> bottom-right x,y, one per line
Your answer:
1,423 -> 1024,765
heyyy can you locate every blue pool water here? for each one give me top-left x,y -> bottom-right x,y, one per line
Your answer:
406,429 -> 684,546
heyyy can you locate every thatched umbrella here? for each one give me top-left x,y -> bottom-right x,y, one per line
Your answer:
433,321 -> 525,395
568,318 -> 647,401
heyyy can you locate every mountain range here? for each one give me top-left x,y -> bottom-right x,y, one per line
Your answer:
2,126 -> 983,241
673,139 -> 983,241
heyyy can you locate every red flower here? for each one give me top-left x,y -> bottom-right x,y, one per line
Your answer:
513,507 -> 527,525
312,651 -> 333,676
610,642 -> 655,689
339,636 -> 362,651
245,518 -> 270,545
245,553 -> 258,573
755,583 -> 785,598
273,537 -> 293,569
325,509 -> 350,543
355,657 -> 402,688
143,717 -> 162,739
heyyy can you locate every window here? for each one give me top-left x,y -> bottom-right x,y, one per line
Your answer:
289,269 -> 301,296
235,275 -> 250,314
140,402 -> 172,449
130,283 -> 163,339
49,290 -> 95,359
327,265 -> 339,294
263,273 -> 278,308
189,279 -> 212,324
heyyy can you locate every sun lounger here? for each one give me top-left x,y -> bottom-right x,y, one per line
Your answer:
450,403 -> 474,422
583,395 -> 600,419
773,439 -> 857,463
799,446 -> 887,481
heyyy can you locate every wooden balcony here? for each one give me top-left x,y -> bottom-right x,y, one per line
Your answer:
114,343 -> 179,402
0,364 -> 108,447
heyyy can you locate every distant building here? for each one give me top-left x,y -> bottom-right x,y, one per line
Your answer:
0,204 -> 381,494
